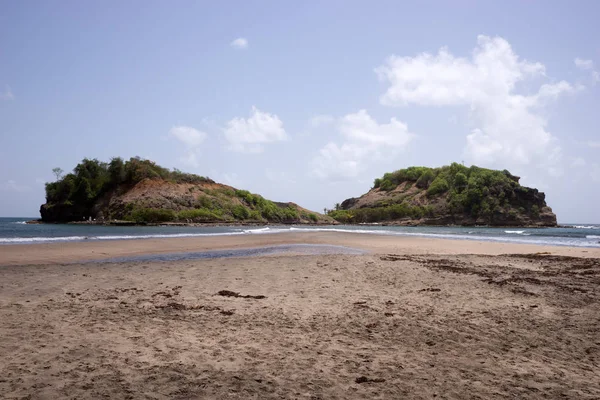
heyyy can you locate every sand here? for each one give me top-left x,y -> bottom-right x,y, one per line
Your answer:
1,233 -> 599,399
1,232 -> 599,266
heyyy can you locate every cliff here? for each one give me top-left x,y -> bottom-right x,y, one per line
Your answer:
329,163 -> 557,227
40,157 -> 335,225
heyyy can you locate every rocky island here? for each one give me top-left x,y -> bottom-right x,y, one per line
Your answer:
329,163 -> 557,227
40,157 -> 334,225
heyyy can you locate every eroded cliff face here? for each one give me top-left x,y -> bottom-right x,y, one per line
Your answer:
331,164 -> 557,227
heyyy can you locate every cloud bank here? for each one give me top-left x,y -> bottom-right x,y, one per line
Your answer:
376,35 -> 577,175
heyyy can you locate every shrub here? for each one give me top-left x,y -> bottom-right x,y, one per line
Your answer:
427,178 -> 449,196
379,179 -> 395,191
416,170 -> 434,189
195,195 -> 213,209
248,210 -> 263,221
328,210 -> 352,223
259,202 -> 279,220
454,172 -> 468,189
281,206 -> 299,221
177,208 -> 221,222
130,208 -> 176,223
232,205 -> 251,220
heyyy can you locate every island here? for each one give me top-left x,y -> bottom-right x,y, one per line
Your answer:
328,163 -> 557,227
40,157 -> 335,225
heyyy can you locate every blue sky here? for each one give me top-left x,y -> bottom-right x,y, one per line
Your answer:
1,1 -> 599,222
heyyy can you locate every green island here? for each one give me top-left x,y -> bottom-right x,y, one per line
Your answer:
327,163 -> 557,227
40,159 -> 556,227
41,157 -> 334,224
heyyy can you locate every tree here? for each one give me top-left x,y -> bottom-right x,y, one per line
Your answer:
454,172 -> 468,189
108,157 -> 125,185
52,167 -> 64,181
426,177 -> 449,197
416,170 -> 434,189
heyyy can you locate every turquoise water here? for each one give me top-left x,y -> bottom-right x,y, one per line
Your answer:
1,217 -> 599,248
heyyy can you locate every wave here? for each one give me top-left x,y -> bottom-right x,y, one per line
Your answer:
0,226 -> 294,244
0,236 -> 90,243
569,225 -> 598,229
292,226 -> 600,247
11,221 -> 27,225
243,227 -> 271,234
2,225 -> 600,248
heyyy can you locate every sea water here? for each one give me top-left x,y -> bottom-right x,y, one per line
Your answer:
1,217 -> 599,248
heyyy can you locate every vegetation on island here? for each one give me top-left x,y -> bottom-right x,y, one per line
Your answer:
41,157 -> 325,224
328,163 -> 556,226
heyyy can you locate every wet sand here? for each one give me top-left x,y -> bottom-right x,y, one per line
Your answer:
1,231 -> 599,266
1,233 -> 599,399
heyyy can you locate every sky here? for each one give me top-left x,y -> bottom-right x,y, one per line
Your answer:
1,1 -> 599,223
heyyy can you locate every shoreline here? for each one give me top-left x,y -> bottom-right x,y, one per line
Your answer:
2,231 -> 599,266
25,218 -> 565,228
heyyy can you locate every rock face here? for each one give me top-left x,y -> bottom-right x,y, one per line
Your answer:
331,164 -> 557,227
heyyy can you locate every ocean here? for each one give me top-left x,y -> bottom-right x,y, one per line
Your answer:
1,217 -> 599,248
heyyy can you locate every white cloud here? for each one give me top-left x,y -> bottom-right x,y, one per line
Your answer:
0,180 -> 30,192
168,125 -> 208,167
230,37 -> 248,49
266,168 -> 296,184
571,157 -> 586,168
221,172 -> 242,187
169,126 -> 206,147
588,141 -> 600,148
574,58 -> 599,85
0,86 -> 14,101
179,152 -> 200,168
376,35 -> 578,174
312,109 -> 414,180
309,114 -> 335,127
223,106 -> 287,153
592,164 -> 600,183
574,58 -> 594,70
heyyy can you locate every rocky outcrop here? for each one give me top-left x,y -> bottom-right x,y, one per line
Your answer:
331,164 -> 557,227
39,157 -> 335,225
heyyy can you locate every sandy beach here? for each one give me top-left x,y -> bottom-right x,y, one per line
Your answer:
1,233 -> 599,399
